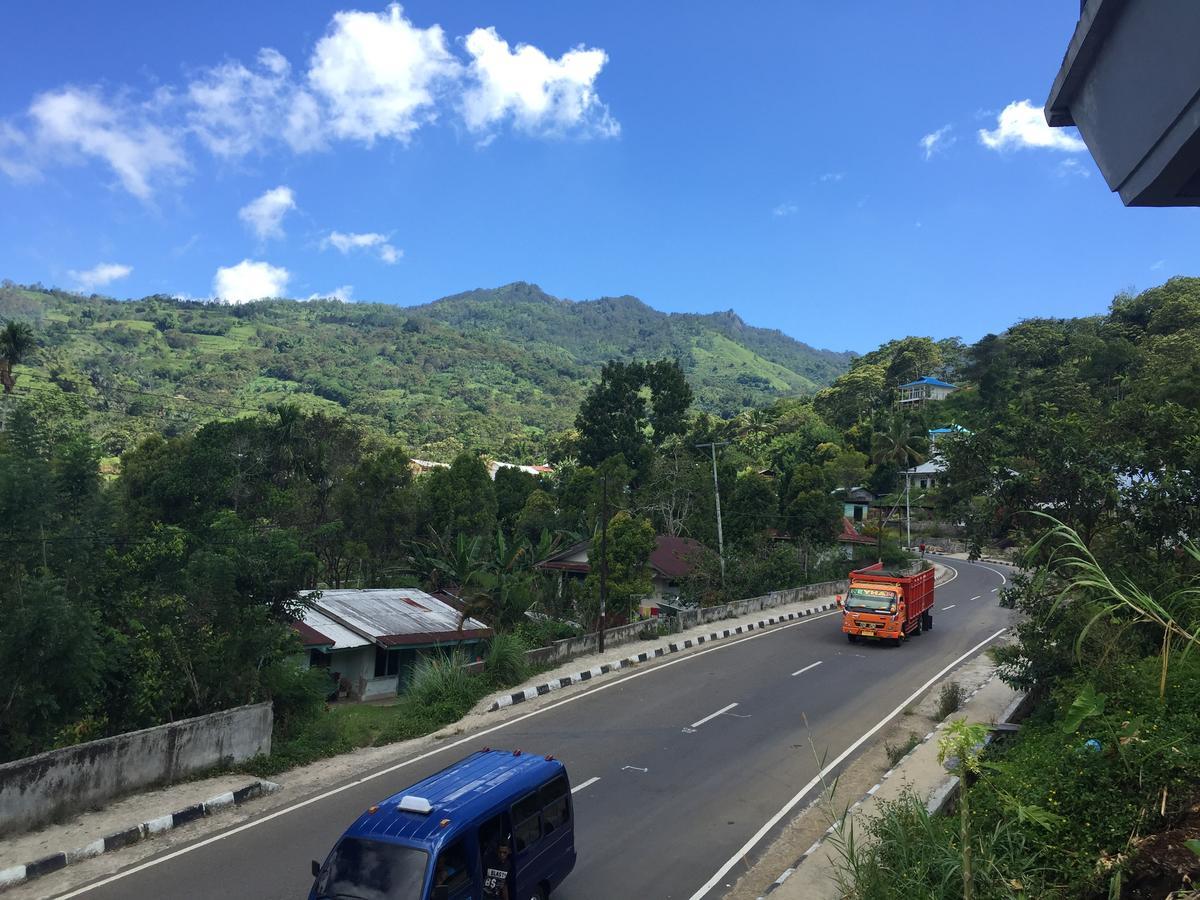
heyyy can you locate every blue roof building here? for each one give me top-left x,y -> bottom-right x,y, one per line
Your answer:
898,376 -> 957,406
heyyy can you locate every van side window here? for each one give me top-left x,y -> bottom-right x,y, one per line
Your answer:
433,840 -> 472,897
511,792 -> 542,852
540,775 -> 570,835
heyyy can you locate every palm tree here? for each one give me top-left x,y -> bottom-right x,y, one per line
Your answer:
0,321 -> 34,394
870,412 -> 927,474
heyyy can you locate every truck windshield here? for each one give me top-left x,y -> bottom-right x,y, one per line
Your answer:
845,588 -> 895,611
315,837 -> 428,900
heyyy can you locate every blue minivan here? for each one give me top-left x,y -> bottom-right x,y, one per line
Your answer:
309,749 -> 576,900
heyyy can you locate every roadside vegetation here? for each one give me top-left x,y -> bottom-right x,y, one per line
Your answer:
4,272 -> 1199,876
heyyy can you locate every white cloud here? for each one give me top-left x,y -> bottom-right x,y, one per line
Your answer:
772,202 -> 798,217
919,125 -> 954,161
188,48 -> 323,157
28,87 -> 187,199
324,230 -> 402,264
239,185 -> 296,239
212,259 -> 290,303
1056,158 -> 1091,178
0,121 -> 40,181
1151,259 -> 1166,271
818,172 -> 845,183
0,7 -> 619,195
979,100 -> 1085,152
461,26 -> 618,138
69,262 -> 133,291
308,284 -> 354,301
308,5 -> 460,144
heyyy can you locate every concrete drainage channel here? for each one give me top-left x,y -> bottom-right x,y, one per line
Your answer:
0,780 -> 279,892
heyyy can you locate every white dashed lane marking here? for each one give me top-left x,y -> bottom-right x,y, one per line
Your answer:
571,777 -> 600,794
942,605 -> 956,610
791,661 -> 823,677
691,702 -> 739,729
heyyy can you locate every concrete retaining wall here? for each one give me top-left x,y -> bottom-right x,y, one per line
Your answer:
0,702 -> 272,837
524,580 -> 848,669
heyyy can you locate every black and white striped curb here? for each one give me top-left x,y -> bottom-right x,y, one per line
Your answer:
758,676 -> 1003,898
489,601 -> 840,712
0,780 -> 279,892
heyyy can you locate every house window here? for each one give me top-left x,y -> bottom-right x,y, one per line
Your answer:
310,649 -> 331,668
919,479 -> 928,489
374,646 -> 403,678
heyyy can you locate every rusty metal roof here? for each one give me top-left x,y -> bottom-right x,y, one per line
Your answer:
303,589 -> 492,647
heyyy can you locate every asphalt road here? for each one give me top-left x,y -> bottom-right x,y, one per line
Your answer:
58,557 -> 1011,900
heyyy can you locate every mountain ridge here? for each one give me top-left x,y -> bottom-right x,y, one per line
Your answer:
0,280 -> 853,460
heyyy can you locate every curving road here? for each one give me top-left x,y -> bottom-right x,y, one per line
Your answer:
55,557 -> 1011,900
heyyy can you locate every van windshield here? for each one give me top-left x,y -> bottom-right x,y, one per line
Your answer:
845,587 -> 896,612
315,837 -> 428,900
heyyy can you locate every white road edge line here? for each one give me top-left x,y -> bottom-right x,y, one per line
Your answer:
972,562 -> 1009,585
691,702 -> 739,729
942,605 -> 957,610
57,607 -> 845,898
969,595 -> 981,602
685,626 -> 1008,900
791,661 -> 823,677
570,777 -> 600,794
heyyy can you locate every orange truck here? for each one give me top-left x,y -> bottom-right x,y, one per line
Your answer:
839,563 -> 935,645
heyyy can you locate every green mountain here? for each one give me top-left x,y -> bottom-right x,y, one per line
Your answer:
0,280 -> 852,460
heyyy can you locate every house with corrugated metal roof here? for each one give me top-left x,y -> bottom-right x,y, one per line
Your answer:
292,588 -> 493,700
536,534 -> 706,618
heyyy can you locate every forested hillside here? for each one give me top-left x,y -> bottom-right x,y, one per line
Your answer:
0,280 -> 851,460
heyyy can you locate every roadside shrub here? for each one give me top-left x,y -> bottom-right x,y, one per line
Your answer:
515,617 -> 582,650
408,652 -> 478,709
639,618 -> 674,640
485,634 -> 529,687
884,732 -> 921,767
831,790 -> 1054,900
263,664 -> 330,738
936,682 -> 965,720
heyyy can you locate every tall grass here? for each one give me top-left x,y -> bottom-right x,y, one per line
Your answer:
409,651 -> 478,709
485,633 -> 529,686
830,791 -> 1055,900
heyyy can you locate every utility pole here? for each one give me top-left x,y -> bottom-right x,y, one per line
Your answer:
695,441 -> 730,586
598,472 -> 609,653
905,467 -> 912,550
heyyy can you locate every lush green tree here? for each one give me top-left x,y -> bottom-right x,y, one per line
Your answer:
0,575 -> 102,759
824,448 -> 869,492
516,489 -> 559,544
0,320 -> 34,394
422,453 -> 498,538
575,360 -> 651,470
583,511 -> 656,622
494,466 -> 541,530
575,358 -> 694,472
725,472 -> 778,549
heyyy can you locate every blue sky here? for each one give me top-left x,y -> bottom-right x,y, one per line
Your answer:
1,2 -> 1194,351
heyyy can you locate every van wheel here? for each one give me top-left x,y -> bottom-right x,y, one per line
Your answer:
531,886 -> 548,900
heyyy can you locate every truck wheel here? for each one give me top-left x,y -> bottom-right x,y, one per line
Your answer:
846,633 -> 859,644
913,618 -> 924,636
923,612 -> 934,630
892,636 -> 903,647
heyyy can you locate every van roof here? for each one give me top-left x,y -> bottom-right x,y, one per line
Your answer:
343,750 -> 565,850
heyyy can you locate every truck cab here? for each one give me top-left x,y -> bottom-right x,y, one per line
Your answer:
840,563 -> 934,646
